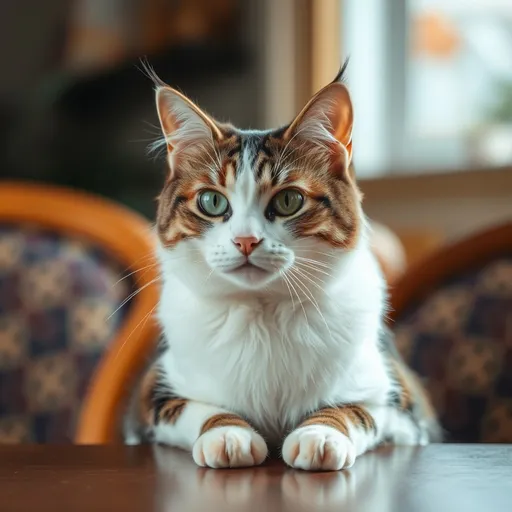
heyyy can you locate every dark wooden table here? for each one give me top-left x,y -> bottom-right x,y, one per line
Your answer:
0,445 -> 511,511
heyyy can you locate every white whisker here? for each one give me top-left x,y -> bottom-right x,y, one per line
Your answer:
108,278 -> 160,320
292,265 -> 327,290
125,252 -> 158,270
204,268 -> 215,284
283,270 -> 309,335
293,247 -> 338,259
279,268 -> 296,311
294,260 -> 333,278
113,262 -> 158,287
288,269 -> 333,342
113,304 -> 158,362
295,256 -> 334,270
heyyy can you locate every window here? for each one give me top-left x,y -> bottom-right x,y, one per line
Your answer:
343,0 -> 512,177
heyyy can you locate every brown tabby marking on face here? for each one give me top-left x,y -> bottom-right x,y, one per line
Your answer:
275,142 -> 360,249
156,127 -> 361,249
300,405 -> 376,437
157,176 -> 213,247
254,158 -> 274,195
156,131 -> 241,248
217,160 -> 233,189
200,413 -> 252,435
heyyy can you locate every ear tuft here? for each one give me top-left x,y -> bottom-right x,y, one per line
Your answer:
152,81 -> 224,178
144,62 -> 224,179
143,62 -> 223,156
284,82 -> 353,161
156,87 -> 222,151
138,58 -> 168,90
332,58 -> 350,84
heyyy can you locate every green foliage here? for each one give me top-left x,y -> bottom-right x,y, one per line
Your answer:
488,80 -> 512,123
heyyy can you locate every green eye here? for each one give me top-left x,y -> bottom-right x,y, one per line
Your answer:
271,189 -> 304,216
198,190 -> 230,217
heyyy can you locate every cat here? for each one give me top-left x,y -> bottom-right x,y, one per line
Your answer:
125,63 -> 440,470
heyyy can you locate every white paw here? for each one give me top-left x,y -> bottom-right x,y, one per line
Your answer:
192,426 -> 268,468
282,425 -> 356,471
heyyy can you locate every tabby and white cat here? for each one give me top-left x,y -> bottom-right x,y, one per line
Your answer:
125,65 -> 440,470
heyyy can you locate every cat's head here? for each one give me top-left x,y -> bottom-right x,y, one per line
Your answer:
153,67 -> 363,294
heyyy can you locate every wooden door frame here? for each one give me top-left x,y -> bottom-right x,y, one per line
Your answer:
262,0 -> 342,127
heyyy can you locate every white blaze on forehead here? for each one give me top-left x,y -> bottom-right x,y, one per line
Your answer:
229,144 -> 263,238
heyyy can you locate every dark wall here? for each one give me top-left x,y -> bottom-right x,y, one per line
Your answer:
0,0 -> 265,218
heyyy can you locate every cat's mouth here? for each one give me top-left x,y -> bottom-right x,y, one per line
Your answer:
227,261 -> 268,274
217,257 -> 287,287
223,261 -> 274,285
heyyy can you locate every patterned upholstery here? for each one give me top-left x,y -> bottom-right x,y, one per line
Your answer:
395,257 -> 512,442
0,225 -> 133,443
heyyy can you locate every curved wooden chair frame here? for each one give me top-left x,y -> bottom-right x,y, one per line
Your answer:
0,182 -> 159,443
389,221 -> 512,323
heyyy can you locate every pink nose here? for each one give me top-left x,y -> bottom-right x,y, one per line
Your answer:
233,236 -> 262,256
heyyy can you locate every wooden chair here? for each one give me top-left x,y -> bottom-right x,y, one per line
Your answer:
389,222 -> 512,442
0,182 -> 158,443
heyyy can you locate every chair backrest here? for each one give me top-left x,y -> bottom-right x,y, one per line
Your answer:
390,222 -> 512,442
0,182 -> 159,443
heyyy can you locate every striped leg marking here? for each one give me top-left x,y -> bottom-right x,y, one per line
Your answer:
282,405 -> 377,471
193,413 -> 268,468
138,368 -> 267,468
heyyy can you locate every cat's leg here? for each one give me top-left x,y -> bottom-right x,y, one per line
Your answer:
155,402 -> 268,468
282,404 -> 424,471
138,368 -> 268,468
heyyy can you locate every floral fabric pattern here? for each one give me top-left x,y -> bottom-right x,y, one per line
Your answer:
395,258 -> 512,442
0,226 -> 133,443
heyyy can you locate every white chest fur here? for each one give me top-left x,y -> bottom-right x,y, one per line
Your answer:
157,248 -> 389,442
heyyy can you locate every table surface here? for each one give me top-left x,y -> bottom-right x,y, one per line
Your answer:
0,444 -> 511,512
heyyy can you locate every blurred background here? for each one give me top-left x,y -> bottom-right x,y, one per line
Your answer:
1,0 -> 511,264
0,0 -> 511,445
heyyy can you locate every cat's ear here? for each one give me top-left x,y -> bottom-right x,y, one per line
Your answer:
284,81 -> 353,166
155,87 -> 223,176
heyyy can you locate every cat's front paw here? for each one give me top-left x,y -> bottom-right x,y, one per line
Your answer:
282,425 -> 356,471
193,426 -> 268,468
